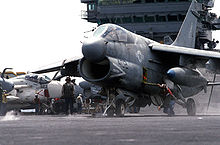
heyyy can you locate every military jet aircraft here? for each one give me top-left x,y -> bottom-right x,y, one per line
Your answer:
5,73 -> 85,114
33,0 -> 220,117
5,73 -> 64,112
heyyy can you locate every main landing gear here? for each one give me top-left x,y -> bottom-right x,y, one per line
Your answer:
186,98 -> 196,116
176,97 -> 196,116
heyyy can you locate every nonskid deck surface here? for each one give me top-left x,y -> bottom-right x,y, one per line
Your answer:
1,112 -> 220,145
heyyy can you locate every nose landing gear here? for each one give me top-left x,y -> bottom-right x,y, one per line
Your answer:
115,100 -> 126,117
103,88 -> 127,117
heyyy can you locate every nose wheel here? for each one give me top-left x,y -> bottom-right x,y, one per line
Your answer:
186,98 -> 196,116
115,100 -> 126,117
105,99 -> 126,117
106,106 -> 114,117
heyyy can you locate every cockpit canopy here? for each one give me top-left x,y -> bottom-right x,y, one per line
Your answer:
93,24 -> 134,43
25,74 -> 51,84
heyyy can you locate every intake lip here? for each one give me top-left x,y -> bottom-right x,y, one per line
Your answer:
82,38 -> 106,62
79,57 -> 111,82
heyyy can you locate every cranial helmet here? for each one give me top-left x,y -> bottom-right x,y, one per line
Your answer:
65,77 -> 71,82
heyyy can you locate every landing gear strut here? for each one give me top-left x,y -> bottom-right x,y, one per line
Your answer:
176,97 -> 196,116
173,85 -> 196,116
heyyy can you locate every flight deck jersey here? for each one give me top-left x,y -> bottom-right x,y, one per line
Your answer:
62,83 -> 74,98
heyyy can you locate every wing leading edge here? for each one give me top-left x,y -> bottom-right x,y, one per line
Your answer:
32,56 -> 82,77
151,44 -> 220,60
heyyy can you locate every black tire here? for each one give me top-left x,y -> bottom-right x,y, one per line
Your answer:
186,98 -> 196,116
106,106 -> 114,117
115,100 -> 126,117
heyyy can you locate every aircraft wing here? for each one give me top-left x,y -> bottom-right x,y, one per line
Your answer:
32,56 -> 82,77
32,65 -> 62,74
151,44 -> 220,59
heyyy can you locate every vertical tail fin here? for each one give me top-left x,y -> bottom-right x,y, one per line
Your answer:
172,0 -> 199,48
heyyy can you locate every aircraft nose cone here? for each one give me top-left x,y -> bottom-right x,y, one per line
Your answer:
11,83 -> 14,91
6,81 -> 14,93
0,79 -> 15,93
167,69 -> 175,79
82,38 -> 106,62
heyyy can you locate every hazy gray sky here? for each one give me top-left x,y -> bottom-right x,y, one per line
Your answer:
0,0 -> 219,72
0,0 -> 96,72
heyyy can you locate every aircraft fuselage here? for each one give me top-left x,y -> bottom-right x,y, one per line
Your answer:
79,24 -> 207,101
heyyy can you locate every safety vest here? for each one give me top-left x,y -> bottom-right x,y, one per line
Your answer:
166,87 -> 173,96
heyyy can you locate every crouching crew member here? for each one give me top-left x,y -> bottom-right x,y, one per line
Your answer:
158,84 -> 176,116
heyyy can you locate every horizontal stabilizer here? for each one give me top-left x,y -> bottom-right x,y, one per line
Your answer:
164,35 -> 173,45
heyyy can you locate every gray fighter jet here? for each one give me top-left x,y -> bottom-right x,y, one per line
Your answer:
33,0 -> 220,116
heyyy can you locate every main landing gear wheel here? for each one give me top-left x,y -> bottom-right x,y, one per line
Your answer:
186,98 -> 196,116
115,100 -> 126,117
